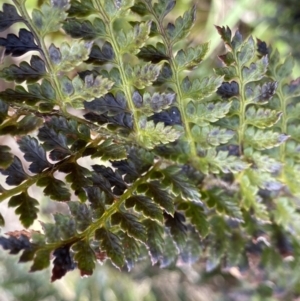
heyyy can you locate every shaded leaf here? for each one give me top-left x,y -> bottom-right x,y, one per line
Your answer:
37,177 -> 71,201
86,42 -> 114,65
30,249 -> 51,272
0,156 -> 28,185
51,245 -> 75,282
111,212 -> 147,242
143,219 -> 164,264
0,28 -> 39,57
0,55 -> 45,83
8,192 -> 39,228
0,3 -> 23,31
63,18 -> 106,40
0,234 -> 31,254
164,211 -> 187,252
68,202 -> 92,232
17,136 -> 51,173
125,195 -> 163,222
137,43 -> 168,63
95,228 -> 124,268
72,240 -> 96,276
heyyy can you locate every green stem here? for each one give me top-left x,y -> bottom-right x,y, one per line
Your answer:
236,60 -> 246,155
92,0 -> 140,132
142,2 -> 197,158
0,136 -> 103,202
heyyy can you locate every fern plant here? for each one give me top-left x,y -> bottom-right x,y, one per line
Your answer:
0,0 -> 300,287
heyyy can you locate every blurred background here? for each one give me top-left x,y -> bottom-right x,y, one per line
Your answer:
1,0 -> 300,300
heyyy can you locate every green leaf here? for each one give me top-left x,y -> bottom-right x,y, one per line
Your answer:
205,187 -> 243,219
215,65 -> 237,81
134,119 -> 182,149
130,62 -> 162,89
242,56 -> 268,83
137,43 -> 169,63
86,42 -> 114,65
70,74 -> 114,108
121,233 -> 140,271
215,25 -> 232,47
0,3 -> 23,31
245,127 -> 289,150
30,249 -> 51,272
32,1 -> 70,36
191,125 -> 234,148
143,219 -> 164,265
0,55 -> 45,83
84,187 -> 106,219
125,195 -> 163,223
186,101 -> 231,126
162,166 -> 201,201
103,0 -> 134,18
68,0 -> 95,17
53,213 -> 77,240
283,78 -> 300,99
276,56 -> 294,80
195,149 -> 248,174
0,145 -> 13,169
153,0 -> 176,21
68,202 -> 92,232
84,139 -> 127,160
56,41 -> 93,72
117,21 -> 151,55
58,162 -> 92,201
165,212 -> 187,252
237,36 -> 255,67
178,201 -> 209,237
37,176 -> 71,202
63,18 -> 106,40
175,43 -> 209,69
0,79 -> 56,106
181,76 -> 223,101
245,106 -> 281,128
166,6 -> 196,44
8,192 -> 39,228
111,212 -> 147,242
273,198 -> 295,229
72,240 -> 96,276
95,228 -> 124,268
17,136 -> 51,174
134,91 -> 175,114
140,181 -> 174,215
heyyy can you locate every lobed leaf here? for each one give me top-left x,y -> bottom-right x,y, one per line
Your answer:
181,76 -> 223,101
63,18 -> 106,40
17,136 -> 51,174
72,240 -> 96,276
0,3 -> 23,32
166,6 -> 196,44
32,1 -> 70,36
0,156 -> 28,185
37,177 -> 71,202
175,43 -> 210,69
143,219 -> 164,265
245,127 -> 289,150
111,212 -> 147,242
95,228 -> 124,268
186,101 -> 231,126
8,192 -> 39,228
125,195 -> 163,223
0,28 -> 40,57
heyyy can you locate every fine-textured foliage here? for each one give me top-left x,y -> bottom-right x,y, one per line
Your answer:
0,0 -> 300,295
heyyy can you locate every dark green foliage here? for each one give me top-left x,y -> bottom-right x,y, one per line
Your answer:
0,1 -> 299,297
